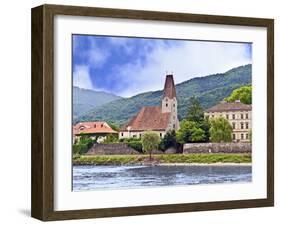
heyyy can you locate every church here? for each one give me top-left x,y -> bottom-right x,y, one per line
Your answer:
119,74 -> 180,139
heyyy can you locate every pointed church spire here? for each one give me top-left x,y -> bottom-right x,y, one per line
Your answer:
163,74 -> 176,99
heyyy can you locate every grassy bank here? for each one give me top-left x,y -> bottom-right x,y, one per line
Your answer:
73,153 -> 251,165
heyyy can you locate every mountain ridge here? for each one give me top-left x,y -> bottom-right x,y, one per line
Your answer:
73,86 -> 122,120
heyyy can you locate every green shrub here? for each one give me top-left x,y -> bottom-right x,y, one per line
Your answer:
119,137 -> 141,143
73,144 -> 89,155
73,135 -> 95,154
127,141 -> 143,152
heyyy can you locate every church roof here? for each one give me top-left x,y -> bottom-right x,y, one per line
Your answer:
205,101 -> 252,113
163,74 -> 177,99
120,106 -> 171,132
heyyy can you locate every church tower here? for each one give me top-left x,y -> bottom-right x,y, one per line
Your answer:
161,74 -> 179,131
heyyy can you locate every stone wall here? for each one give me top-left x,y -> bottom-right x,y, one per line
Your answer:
183,142 -> 251,154
86,143 -> 139,155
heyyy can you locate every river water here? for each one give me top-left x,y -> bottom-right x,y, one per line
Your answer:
73,165 -> 252,191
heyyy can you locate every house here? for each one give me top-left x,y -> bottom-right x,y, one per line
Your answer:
119,74 -> 180,139
204,100 -> 252,142
73,121 -> 118,143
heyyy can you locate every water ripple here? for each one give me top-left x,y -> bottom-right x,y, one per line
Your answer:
73,165 -> 252,191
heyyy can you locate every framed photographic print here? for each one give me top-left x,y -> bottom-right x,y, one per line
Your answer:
31,4 -> 274,221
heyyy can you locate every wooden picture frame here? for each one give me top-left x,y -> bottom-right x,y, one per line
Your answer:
31,4 -> 274,221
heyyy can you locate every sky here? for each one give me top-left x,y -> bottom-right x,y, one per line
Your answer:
72,35 -> 252,98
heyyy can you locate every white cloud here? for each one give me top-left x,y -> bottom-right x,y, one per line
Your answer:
73,65 -> 93,90
108,37 -> 134,55
87,39 -> 110,69
113,41 -> 252,97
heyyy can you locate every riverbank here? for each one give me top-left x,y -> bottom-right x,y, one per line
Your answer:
158,162 -> 252,166
73,153 -> 252,166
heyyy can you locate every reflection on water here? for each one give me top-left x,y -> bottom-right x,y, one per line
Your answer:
73,165 -> 252,191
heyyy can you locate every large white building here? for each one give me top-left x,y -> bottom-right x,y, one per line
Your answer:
119,74 -> 179,139
204,100 -> 252,142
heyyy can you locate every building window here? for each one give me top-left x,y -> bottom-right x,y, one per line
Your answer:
166,103 -> 168,107
226,114 -> 229,119
232,122 -> 235,129
246,122 -> 249,129
246,113 -> 249,119
232,134 -> 236,140
121,133 -> 123,136
241,133 -> 244,140
246,133 -> 249,139
173,104 -> 175,107
101,124 -> 103,128
241,122 -> 244,129
160,133 -> 162,138
93,124 -> 96,128
133,135 -> 136,138
232,114 -> 235,119
241,113 -> 244,119
139,134 -> 141,138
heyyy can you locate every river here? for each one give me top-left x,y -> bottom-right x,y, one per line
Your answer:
73,165 -> 252,191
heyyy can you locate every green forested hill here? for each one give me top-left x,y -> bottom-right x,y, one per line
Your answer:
77,64 -> 251,125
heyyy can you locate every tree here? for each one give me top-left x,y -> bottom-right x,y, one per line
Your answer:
198,118 -> 210,142
224,85 -> 252,104
176,120 -> 195,144
159,130 -> 177,151
107,122 -> 120,132
141,131 -> 161,160
186,96 -> 204,122
249,129 -> 252,143
176,120 -> 207,144
209,117 -> 232,142
190,127 -> 206,142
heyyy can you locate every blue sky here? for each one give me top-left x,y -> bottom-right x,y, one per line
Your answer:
73,35 -> 252,97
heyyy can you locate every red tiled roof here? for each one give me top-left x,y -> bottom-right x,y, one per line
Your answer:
120,106 -> 171,132
73,121 -> 118,135
205,101 -> 252,113
163,74 -> 177,99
